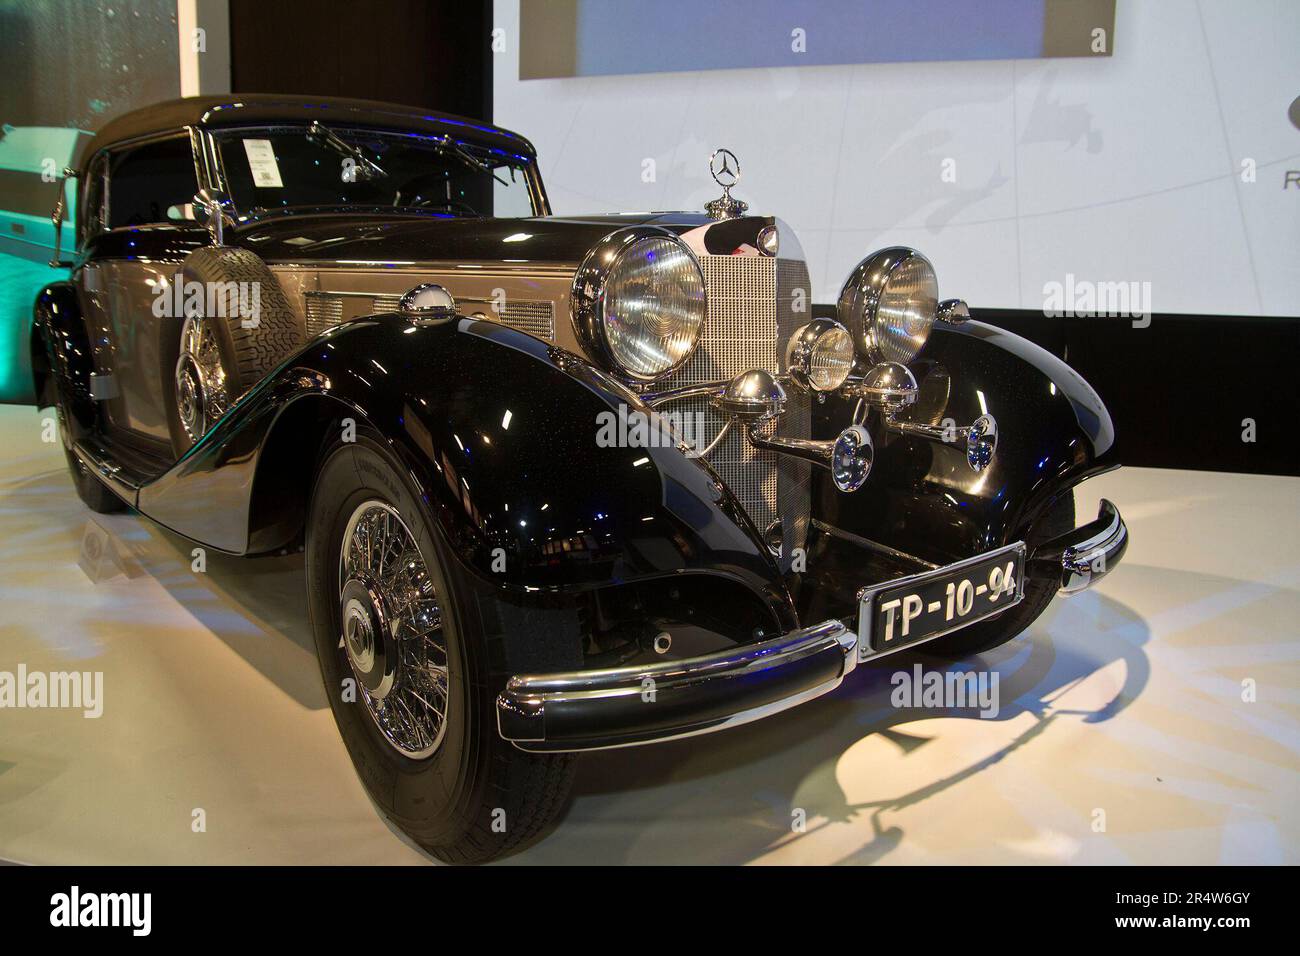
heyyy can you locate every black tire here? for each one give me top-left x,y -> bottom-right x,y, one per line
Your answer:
306,436 -> 576,864
917,493 -> 1075,659
165,246 -> 301,455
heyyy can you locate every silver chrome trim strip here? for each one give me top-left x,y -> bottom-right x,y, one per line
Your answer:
268,260 -> 578,275
496,619 -> 857,751
812,519 -> 941,570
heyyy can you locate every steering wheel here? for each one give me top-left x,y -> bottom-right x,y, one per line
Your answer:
395,171 -> 480,216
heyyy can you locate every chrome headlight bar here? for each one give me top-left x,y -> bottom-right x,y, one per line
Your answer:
700,369 -> 875,493
640,243 -> 997,490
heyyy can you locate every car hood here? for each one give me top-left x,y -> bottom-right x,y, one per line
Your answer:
231,210 -> 782,268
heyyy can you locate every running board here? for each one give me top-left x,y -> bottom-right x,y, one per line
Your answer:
71,440 -> 153,508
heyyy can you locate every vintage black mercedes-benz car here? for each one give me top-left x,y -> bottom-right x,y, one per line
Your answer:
32,95 -> 1127,862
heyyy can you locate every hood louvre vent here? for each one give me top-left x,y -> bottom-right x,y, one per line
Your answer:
303,291 -> 554,341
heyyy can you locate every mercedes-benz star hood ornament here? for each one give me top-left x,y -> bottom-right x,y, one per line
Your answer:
705,147 -> 748,220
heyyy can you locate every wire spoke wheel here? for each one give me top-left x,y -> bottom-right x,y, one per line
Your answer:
338,500 -> 448,759
174,315 -> 229,445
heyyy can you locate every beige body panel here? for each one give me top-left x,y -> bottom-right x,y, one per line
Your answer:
267,261 -> 584,355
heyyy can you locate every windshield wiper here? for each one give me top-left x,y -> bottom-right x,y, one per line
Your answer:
307,121 -> 387,181
436,136 -> 508,186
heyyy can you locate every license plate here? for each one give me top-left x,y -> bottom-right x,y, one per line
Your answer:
857,542 -> 1026,659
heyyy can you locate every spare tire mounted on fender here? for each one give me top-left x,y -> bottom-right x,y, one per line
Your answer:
166,246 -> 301,455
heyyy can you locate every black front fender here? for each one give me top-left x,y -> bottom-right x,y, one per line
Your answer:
137,315 -> 792,623
815,320 -> 1117,565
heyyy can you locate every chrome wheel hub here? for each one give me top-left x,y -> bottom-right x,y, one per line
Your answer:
174,316 -> 228,445
340,578 -> 397,699
338,501 -> 447,759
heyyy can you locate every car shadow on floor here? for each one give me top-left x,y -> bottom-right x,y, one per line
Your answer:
503,582 -> 1155,864
141,526 -> 324,708
2,462 -> 1156,864
0,465 -> 324,709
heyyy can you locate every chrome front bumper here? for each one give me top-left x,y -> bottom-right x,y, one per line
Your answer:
1031,497 -> 1129,595
495,499 -> 1129,753
496,620 -> 858,752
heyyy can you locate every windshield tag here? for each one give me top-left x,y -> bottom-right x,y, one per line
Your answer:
243,139 -> 284,188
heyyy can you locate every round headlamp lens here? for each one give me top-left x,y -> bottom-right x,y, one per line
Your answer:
787,319 -> 855,392
808,324 -> 854,391
873,254 -> 937,364
602,236 -> 705,379
839,248 -> 939,366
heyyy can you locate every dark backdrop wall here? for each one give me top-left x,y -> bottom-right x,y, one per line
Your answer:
975,311 -> 1298,478
229,0 -> 491,120
811,305 -> 1298,478
225,0 -> 1295,478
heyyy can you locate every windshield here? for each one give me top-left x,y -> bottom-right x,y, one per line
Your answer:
215,126 -> 536,219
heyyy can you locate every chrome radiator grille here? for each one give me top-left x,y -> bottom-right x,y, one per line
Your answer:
303,291 -> 555,340
657,255 -> 813,566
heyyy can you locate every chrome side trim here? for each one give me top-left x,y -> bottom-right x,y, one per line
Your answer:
48,166 -> 76,266
270,260 -> 579,275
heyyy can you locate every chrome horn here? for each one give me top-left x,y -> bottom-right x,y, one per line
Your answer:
887,412 -> 999,473
843,363 -> 998,473
711,369 -> 875,492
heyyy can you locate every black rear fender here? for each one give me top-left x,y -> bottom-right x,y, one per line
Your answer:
31,282 -> 91,429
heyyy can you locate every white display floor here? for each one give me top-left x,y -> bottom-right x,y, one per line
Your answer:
0,405 -> 1296,864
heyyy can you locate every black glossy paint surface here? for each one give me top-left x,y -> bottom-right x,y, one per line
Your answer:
32,282 -> 95,439
813,320 -> 1115,570
137,314 -> 795,625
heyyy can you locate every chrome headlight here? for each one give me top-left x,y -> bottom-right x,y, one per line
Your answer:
785,319 -> 854,392
837,247 -> 938,365
572,228 -> 705,382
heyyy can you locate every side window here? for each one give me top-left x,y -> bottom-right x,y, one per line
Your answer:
493,165 -> 535,217
106,137 -> 197,229
79,155 -> 107,244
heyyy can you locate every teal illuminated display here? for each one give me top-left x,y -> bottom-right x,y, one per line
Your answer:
0,126 -> 87,402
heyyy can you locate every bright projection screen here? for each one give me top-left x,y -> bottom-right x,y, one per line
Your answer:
494,0 -> 1300,316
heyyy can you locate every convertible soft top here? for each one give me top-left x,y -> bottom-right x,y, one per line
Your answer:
78,93 -> 534,169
